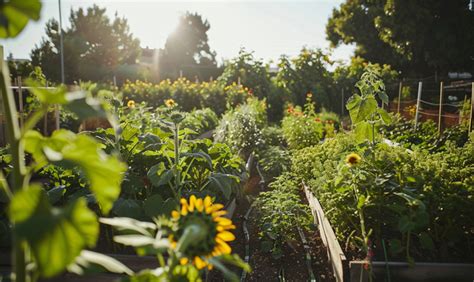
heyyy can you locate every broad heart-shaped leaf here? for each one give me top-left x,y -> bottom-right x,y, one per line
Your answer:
24,129 -> 126,214
0,0 -> 41,38
346,94 -> 378,124
112,198 -> 144,219
207,173 -> 238,200
9,185 -> 99,278
354,121 -> 374,143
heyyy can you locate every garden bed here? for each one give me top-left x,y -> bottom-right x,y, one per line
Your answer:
208,196 -> 334,281
304,184 -> 474,282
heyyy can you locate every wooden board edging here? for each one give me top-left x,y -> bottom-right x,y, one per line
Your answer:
303,183 -> 474,282
303,183 -> 349,282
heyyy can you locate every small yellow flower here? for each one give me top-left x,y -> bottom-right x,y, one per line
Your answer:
127,100 -> 135,109
346,153 -> 361,167
170,195 -> 236,270
165,98 -> 176,108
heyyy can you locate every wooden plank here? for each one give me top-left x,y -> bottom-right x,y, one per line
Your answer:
350,261 -> 474,282
304,184 -> 348,282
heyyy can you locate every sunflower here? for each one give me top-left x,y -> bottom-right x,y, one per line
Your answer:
127,100 -> 135,109
170,195 -> 235,270
165,98 -> 176,108
346,153 -> 361,167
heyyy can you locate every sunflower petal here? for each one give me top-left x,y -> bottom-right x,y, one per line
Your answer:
217,231 -> 235,242
216,238 -> 232,254
196,198 -> 204,212
172,210 -> 180,219
204,196 -> 212,208
194,256 -> 207,269
189,195 -> 196,212
215,217 -> 233,226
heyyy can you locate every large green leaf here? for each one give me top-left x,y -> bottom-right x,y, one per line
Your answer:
346,94 -> 378,124
68,250 -> 134,276
9,185 -> 99,277
24,129 -> 126,214
0,0 -> 41,38
354,121 -> 374,143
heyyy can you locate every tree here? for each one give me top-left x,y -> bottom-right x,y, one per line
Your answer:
31,5 -> 141,84
327,0 -> 474,76
275,48 -> 334,110
218,48 -> 270,100
159,12 -> 218,80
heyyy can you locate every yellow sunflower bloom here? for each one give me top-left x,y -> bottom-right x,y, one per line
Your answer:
165,98 -> 176,108
346,153 -> 362,167
170,195 -> 236,270
127,100 -> 135,109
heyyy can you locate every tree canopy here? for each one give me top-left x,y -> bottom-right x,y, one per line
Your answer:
327,0 -> 474,76
158,12 -> 219,80
31,5 -> 142,84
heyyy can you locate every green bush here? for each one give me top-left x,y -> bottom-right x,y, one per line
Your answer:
214,98 -> 267,158
292,132 -> 474,262
255,172 -> 311,259
181,108 -> 219,137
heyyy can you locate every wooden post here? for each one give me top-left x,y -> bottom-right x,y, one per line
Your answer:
414,81 -> 423,129
438,82 -> 444,134
18,77 -> 24,127
44,82 -> 48,135
470,82 -> 474,133
397,81 -> 403,114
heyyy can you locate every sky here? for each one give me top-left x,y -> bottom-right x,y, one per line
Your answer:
1,0 -> 354,66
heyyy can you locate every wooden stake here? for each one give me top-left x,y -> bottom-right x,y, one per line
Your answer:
438,81 -> 444,134
414,81 -> 423,129
397,81 -> 402,114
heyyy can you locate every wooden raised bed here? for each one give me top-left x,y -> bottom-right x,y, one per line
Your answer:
303,184 -> 474,282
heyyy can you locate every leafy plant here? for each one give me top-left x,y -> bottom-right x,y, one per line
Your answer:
255,173 -> 311,259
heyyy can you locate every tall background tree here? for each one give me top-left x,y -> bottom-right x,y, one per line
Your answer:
31,5 -> 142,84
158,12 -> 220,81
327,0 -> 474,77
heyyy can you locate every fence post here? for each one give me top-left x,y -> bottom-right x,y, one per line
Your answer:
438,81 -> 444,134
414,81 -> 423,129
18,77 -> 24,127
470,82 -> 474,133
44,82 -> 48,135
397,81 -> 402,114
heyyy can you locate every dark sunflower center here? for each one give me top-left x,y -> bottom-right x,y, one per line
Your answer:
176,211 -> 218,257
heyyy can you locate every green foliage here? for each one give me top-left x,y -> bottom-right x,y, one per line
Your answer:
346,65 -> 390,143
214,98 -> 267,158
122,79 -> 251,115
0,0 -> 41,38
218,48 -> 270,100
178,108 -> 218,137
276,48 -> 334,109
281,98 -> 325,150
381,115 -> 470,152
10,186 -> 99,277
30,5 -> 142,83
327,0 -> 474,75
255,173 -> 311,259
292,132 -> 474,262
159,12 -> 219,81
